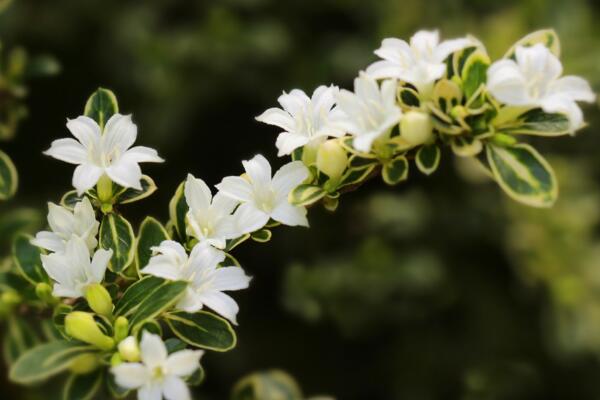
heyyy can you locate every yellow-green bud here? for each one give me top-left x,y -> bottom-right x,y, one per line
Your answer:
110,352 -> 123,366
97,174 -> 113,203
400,111 -> 433,146
316,140 -> 348,179
35,282 -> 54,303
69,353 -> 99,374
113,316 -> 129,343
65,311 -> 115,351
1,291 -> 21,306
84,283 -> 113,317
301,140 -> 320,166
118,336 -> 140,362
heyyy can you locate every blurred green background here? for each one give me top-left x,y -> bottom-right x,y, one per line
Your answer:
1,0 -> 600,398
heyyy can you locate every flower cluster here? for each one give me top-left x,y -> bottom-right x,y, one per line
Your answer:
2,29 -> 595,400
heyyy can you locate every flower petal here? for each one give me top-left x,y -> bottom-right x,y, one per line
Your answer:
211,267 -> 252,292
216,176 -> 253,202
166,350 -> 203,377
232,203 -> 270,234
487,59 -> 530,105
106,159 -> 142,190
110,363 -> 149,389
44,138 -> 88,165
31,231 -> 65,253
72,164 -> 103,195
548,75 -> 596,103
66,116 -> 101,148
272,161 -> 309,199
123,146 -> 164,163
47,202 -> 75,235
275,132 -> 309,156
242,154 -> 272,188
103,114 -> 137,153
138,383 -> 162,400
184,174 -> 212,211
255,107 -> 295,132
90,249 -> 112,282
196,291 -> 240,325
277,89 -> 310,116
140,332 -> 167,368
271,202 -> 308,227
162,376 -> 191,400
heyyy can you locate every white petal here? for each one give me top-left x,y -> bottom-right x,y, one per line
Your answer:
65,236 -> 92,272
255,107 -> 295,132
410,30 -> 439,57
242,155 -> 272,188
140,332 -> 167,368
211,267 -> 252,292
275,132 -> 309,156
515,44 -> 562,83
434,37 -> 473,62
106,159 -> 143,190
141,261 -> 183,280
487,59 -> 530,105
184,174 -> 212,211
31,231 -> 65,253
176,288 -> 204,313
540,96 -> 584,132
366,60 -> 405,80
123,146 -> 164,163
111,363 -> 149,389
41,253 -> 70,284
52,283 -> 82,298
197,291 -> 240,324
216,176 -> 253,202
72,164 -> 103,195
66,116 -> 101,148
271,202 -> 308,227
103,114 -> 137,152
189,242 -> 225,272
166,350 -> 203,377
162,376 -> 190,400
47,202 -> 75,235
271,161 -> 309,199
548,76 -> 596,103
211,192 -> 239,216
353,131 -> 382,152
90,249 -> 112,282
44,138 -> 88,165
138,384 -> 162,400
232,203 -> 270,234
278,89 -> 310,115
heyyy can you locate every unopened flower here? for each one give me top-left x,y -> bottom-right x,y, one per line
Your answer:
40,235 -> 112,298
487,44 -> 596,132
256,86 -> 346,156
184,174 -> 239,249
366,30 -> 472,92
141,240 -> 251,324
335,73 -> 402,152
32,198 -> 98,254
111,332 -> 203,400
216,155 -> 310,231
44,114 -> 164,195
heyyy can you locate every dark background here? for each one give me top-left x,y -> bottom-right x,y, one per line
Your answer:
2,0 -> 600,398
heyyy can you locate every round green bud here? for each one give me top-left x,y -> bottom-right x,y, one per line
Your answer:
35,282 -> 54,303
65,311 -> 115,351
84,283 -> 113,318
113,316 -> 130,343
316,140 -> 348,179
400,111 -> 433,146
69,353 -> 99,374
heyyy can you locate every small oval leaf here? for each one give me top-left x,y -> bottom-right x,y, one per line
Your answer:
84,88 -> 119,129
99,213 -> 135,274
165,311 -> 236,352
382,156 -> 408,185
136,216 -> 169,273
416,144 -> 441,175
0,149 -> 18,200
288,184 -> 326,207
13,233 -> 48,284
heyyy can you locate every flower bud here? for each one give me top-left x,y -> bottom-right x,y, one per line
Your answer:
35,282 -> 54,303
118,336 -> 140,362
84,283 -> 113,317
400,111 -> 433,146
96,174 -> 113,203
65,311 -> 115,350
69,353 -> 99,374
316,140 -> 348,179
110,352 -> 123,366
113,316 -> 129,343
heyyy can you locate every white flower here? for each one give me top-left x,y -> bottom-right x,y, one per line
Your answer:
256,86 -> 346,156
40,235 -> 112,298
31,198 -> 99,254
111,332 -> 203,400
141,240 -> 251,324
366,30 -> 472,91
44,114 -> 164,195
216,155 -> 309,232
487,44 -> 596,132
184,174 -> 240,249
335,73 -> 402,152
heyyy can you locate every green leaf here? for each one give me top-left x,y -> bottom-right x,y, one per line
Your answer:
486,143 -> 557,208
84,88 -> 119,129
231,370 -> 303,400
348,154 -> 378,169
461,50 -> 490,102
13,233 -> 48,284
164,311 -> 236,352
416,144 -> 441,175
451,137 -> 483,157
136,216 -> 169,273
382,156 -> 408,185
289,184 -> 326,207
116,175 -> 157,205
250,229 -> 272,243
60,191 -> 85,210
3,316 -> 39,366
339,165 -> 376,189
225,234 -> 250,252
9,340 -> 94,384
63,370 -> 103,400
99,213 -> 135,274
0,149 -> 18,200
168,181 -> 188,241
504,29 -> 561,59
502,108 -> 570,136
115,276 -> 187,331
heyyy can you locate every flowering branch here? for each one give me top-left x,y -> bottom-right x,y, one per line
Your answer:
0,29 -> 595,400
